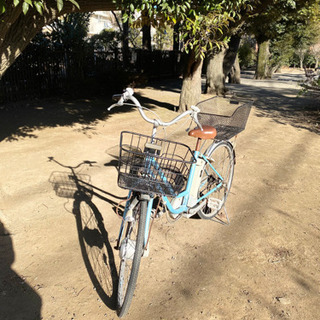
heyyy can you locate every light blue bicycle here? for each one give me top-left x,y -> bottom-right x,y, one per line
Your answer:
108,88 -> 251,317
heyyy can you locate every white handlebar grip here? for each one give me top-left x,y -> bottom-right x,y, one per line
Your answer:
125,88 -> 134,96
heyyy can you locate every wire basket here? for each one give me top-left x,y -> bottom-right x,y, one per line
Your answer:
118,131 -> 196,196
197,96 -> 253,140
49,171 -> 92,199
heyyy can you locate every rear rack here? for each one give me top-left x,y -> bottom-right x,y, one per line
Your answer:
197,96 -> 253,140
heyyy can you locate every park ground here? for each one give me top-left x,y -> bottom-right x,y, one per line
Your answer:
0,69 -> 319,320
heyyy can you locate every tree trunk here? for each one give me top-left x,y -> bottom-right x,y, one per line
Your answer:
205,35 -> 241,95
141,11 -> 151,51
223,35 -> 241,78
228,54 -> 241,84
299,56 -> 304,69
255,40 -> 270,79
122,13 -> 129,68
173,23 -> 180,51
179,50 -> 203,112
267,64 -> 280,78
142,24 -> 151,50
205,48 -> 226,96
0,0 -> 116,78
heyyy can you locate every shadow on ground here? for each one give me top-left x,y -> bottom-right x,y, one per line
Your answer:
1,74 -> 319,142
0,98 -> 113,142
227,75 -> 320,135
0,90 -> 175,143
0,223 -> 42,319
48,158 -> 126,312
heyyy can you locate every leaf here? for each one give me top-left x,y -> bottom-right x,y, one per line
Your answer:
56,0 -> 63,12
13,0 -> 20,7
34,1 -> 43,14
130,3 -> 134,12
22,1 -> 29,14
67,0 -> 80,10
122,14 -> 128,23
24,0 -> 33,5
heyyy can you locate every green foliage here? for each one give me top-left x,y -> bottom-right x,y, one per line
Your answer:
269,32 -> 295,69
0,0 -> 79,16
153,24 -> 173,50
238,37 -> 256,68
248,0 -> 320,44
32,12 -> 91,81
116,0 -> 252,59
90,29 -> 121,51
269,15 -> 320,68
129,26 -> 143,48
48,12 -> 91,51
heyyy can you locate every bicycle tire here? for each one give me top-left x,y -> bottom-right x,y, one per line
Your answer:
197,141 -> 235,219
117,198 -> 147,318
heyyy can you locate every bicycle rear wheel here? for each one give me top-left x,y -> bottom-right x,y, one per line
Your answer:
117,198 -> 147,318
197,141 -> 235,219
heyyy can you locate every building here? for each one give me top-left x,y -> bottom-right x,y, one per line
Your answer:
88,11 -> 120,36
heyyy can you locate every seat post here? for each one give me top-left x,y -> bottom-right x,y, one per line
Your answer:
195,138 -> 202,151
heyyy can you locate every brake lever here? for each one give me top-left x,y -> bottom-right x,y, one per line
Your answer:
190,105 -> 203,130
108,103 -> 119,111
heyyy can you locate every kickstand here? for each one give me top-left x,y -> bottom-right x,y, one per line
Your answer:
210,206 -> 230,225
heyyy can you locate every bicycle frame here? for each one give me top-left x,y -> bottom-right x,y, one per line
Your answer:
117,146 -> 225,248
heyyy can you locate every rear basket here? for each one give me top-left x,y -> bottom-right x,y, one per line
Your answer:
197,96 -> 252,140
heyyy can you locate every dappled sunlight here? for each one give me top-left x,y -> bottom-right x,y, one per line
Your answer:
0,98 -> 112,142
227,72 -> 320,134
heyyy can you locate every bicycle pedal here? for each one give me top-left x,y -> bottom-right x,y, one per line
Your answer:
207,198 -> 223,210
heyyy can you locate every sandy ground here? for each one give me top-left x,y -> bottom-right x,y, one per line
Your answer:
0,69 -> 319,320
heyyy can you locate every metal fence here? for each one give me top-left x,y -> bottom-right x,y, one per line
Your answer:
0,47 -> 183,103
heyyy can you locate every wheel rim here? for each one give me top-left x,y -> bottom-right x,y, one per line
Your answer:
118,220 -> 137,307
198,143 -> 234,218
117,199 -> 147,317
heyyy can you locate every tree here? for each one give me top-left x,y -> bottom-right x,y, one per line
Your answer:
118,0 -> 251,111
153,25 -> 173,50
247,0 -> 320,79
0,0 -> 116,78
292,19 -> 320,69
90,28 -> 121,51
205,33 -> 242,95
310,43 -> 320,68
47,12 -> 91,80
238,36 -> 256,69
141,10 -> 152,50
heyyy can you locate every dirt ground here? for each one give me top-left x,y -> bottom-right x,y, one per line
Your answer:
0,69 -> 319,320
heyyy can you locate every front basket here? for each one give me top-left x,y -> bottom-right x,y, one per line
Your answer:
118,131 -> 196,197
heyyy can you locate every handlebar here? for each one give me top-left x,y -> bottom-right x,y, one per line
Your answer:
108,88 -> 203,130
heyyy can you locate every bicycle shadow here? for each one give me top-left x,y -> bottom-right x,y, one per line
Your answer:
72,192 -> 118,310
48,159 -> 127,311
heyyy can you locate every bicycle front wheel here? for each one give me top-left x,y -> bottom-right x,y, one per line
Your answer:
197,141 -> 235,219
117,198 -> 147,318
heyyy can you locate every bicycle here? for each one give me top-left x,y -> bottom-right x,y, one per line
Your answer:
108,88 -> 252,317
